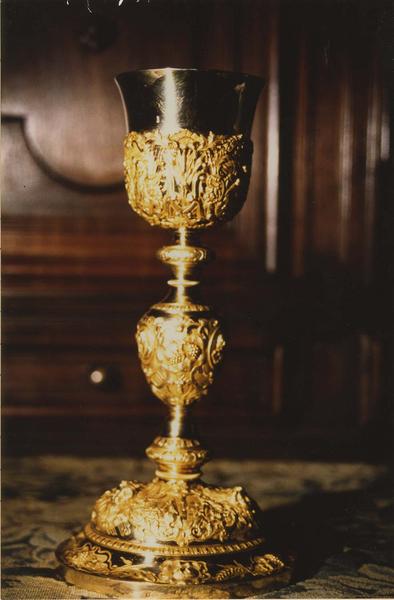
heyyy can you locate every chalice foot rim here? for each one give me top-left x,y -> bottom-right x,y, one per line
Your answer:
56,531 -> 292,599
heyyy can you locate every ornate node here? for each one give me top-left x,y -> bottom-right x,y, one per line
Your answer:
90,479 -> 261,548
158,245 -> 211,267
135,310 -> 226,407
57,531 -> 286,586
124,129 -> 252,229
146,436 -> 209,481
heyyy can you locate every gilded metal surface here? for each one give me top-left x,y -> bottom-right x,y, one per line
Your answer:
146,436 -> 209,480
124,129 -> 251,229
136,311 -> 225,407
56,69 -> 288,596
91,478 -> 260,546
58,532 -> 285,584
61,565 -> 292,599
158,244 -> 211,266
115,68 -> 264,137
84,523 -> 264,557
152,301 -> 211,313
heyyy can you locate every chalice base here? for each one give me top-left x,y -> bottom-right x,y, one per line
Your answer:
56,492 -> 291,599
60,564 -> 292,599
57,531 -> 291,599
56,472 -> 291,597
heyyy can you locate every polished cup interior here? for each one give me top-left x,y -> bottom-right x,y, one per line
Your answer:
115,68 -> 264,136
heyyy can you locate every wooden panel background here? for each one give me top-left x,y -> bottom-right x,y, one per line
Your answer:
2,0 -> 393,458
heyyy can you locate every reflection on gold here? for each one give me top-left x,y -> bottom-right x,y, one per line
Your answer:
141,551 -> 155,568
62,563 -> 292,600
90,478 -> 261,546
58,531 -> 286,584
161,68 -> 180,135
168,406 -> 185,438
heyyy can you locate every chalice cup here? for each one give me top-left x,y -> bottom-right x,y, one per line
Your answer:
56,68 -> 289,598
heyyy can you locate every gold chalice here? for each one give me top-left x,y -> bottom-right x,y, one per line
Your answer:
57,68 -> 289,598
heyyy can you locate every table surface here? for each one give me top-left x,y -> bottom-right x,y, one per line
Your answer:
2,457 -> 394,599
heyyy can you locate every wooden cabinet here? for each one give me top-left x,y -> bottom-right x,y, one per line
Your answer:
2,0 -> 392,458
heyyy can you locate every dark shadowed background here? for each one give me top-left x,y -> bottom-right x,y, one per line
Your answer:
2,0 -> 393,460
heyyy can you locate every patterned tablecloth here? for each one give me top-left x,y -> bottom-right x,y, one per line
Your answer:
2,457 -> 394,599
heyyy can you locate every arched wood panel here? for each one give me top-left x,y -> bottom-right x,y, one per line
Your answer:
2,0 -> 392,458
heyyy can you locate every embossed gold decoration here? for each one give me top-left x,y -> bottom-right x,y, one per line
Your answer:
90,478 -> 260,546
136,312 -> 225,407
83,522 -> 264,557
59,531 -> 285,584
145,436 -> 210,481
124,129 -> 252,229
56,68 -> 288,597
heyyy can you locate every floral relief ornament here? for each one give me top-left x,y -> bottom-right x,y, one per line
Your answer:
91,479 -> 260,546
136,313 -> 226,407
124,128 -> 252,229
61,534 -> 285,584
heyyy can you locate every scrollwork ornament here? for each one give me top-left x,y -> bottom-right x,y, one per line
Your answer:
58,533 -> 285,585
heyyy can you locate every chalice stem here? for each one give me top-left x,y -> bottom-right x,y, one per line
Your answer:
142,227 -> 217,481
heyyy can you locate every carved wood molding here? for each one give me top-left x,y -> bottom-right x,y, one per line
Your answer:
2,115 -> 123,193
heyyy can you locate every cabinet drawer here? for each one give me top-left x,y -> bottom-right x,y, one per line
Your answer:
3,351 -> 151,414
3,347 -> 275,417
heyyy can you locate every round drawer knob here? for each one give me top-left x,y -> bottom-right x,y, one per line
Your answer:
88,365 -> 121,391
90,368 -> 107,385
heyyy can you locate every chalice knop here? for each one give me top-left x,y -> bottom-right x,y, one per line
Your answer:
56,68 -> 290,598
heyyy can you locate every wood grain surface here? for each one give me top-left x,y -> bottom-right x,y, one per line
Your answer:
2,0 -> 392,458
